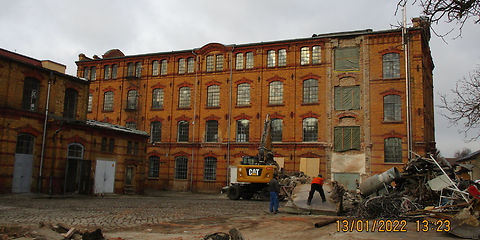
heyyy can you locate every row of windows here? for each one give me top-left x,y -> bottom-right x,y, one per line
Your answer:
147,135 -> 403,180
83,50 -> 401,80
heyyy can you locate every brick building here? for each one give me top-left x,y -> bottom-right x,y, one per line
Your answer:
0,48 -> 148,194
76,18 -> 435,192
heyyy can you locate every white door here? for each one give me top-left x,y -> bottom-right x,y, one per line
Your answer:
94,160 -> 116,194
12,154 -> 34,193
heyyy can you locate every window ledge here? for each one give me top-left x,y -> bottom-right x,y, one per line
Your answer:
383,162 -> 404,164
203,180 -> 217,182
151,108 -> 164,111
382,77 -> 402,81
382,120 -> 403,124
267,103 -> 284,107
206,106 -> 220,109
301,102 -> 319,106
102,110 -> 114,113
177,107 -> 192,110
147,177 -> 160,180
125,108 -> 138,112
235,105 -> 251,108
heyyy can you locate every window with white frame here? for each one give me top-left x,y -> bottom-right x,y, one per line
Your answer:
236,53 -> 244,70
175,156 -> 188,179
126,122 -> 137,129
301,47 -> 310,65
384,95 -> 401,121
267,50 -> 276,67
135,62 -> 142,77
103,91 -> 114,111
278,49 -> 287,67
152,60 -> 159,76
127,63 -> 134,77
152,88 -> 164,109
87,93 -> 92,112
237,83 -> 250,106
384,137 -> 402,163
312,46 -> 321,64
216,55 -> 223,71
207,85 -> 220,107
383,53 -> 400,79
178,58 -> 185,74
204,157 -> 217,181
104,65 -> 111,80
246,52 -> 254,69
126,90 -> 137,110
205,120 -> 218,142
303,79 -> 318,103
83,67 -> 90,80
236,119 -> 249,142
268,81 -> 283,105
178,87 -> 191,108
206,55 -> 214,72
111,64 -> 118,79
160,60 -> 167,75
302,118 -> 318,142
271,118 -> 283,142
187,57 -> 195,73
177,121 -> 189,142
148,156 -> 160,178
151,121 -> 162,143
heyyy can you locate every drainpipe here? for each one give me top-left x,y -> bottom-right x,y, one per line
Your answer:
402,5 -> 412,161
190,50 -> 199,192
38,71 -> 53,193
226,45 -> 235,186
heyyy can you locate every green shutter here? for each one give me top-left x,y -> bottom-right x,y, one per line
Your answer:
352,127 -> 360,150
344,128 -> 352,150
353,86 -> 360,109
334,87 -> 343,110
334,47 -> 360,71
334,127 -> 342,152
343,87 -> 352,110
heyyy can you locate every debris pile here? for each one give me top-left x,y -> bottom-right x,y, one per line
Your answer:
330,153 -> 480,238
203,228 -> 244,240
48,223 -> 105,240
278,171 -> 310,188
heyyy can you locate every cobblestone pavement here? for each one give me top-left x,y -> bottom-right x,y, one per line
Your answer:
0,192 -> 267,231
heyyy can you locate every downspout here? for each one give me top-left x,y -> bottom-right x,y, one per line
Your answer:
226,45 -> 235,186
190,50 -> 199,191
402,6 -> 412,160
38,71 -> 53,192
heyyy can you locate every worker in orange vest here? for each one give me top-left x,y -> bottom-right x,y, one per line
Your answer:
307,174 -> 326,205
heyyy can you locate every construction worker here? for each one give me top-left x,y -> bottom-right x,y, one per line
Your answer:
268,174 -> 280,213
307,174 -> 326,205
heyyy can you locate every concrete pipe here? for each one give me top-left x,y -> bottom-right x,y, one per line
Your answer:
359,167 -> 401,196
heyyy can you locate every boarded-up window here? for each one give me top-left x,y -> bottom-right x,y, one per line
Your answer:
384,138 -> 402,163
334,126 -> 360,152
334,86 -> 360,110
334,47 -> 360,71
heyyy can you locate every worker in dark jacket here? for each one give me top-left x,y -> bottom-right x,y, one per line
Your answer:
307,174 -> 326,205
269,174 -> 280,213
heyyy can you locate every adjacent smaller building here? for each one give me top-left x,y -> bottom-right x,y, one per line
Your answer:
0,48 -> 149,194
456,150 -> 480,180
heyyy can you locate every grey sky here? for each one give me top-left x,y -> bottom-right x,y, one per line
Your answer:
1,0 -> 478,157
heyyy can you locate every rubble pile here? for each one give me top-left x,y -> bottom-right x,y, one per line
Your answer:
278,171 -> 310,188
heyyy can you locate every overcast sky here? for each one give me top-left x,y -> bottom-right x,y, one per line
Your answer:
1,0 -> 479,157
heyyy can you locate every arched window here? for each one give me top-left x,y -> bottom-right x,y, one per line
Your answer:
177,121 -> 189,142
67,143 -> 84,160
383,53 -> 400,79
152,60 -> 159,76
271,119 -> 283,142
127,90 -> 137,110
384,95 -> 401,121
207,85 -> 220,107
384,138 -> 402,163
269,81 -> 283,105
237,83 -> 250,106
16,134 -> 35,154
302,118 -> 318,142
152,88 -> 164,109
303,79 -> 318,103
204,157 -> 217,181
103,91 -> 114,111
178,87 -> 191,108
175,156 -> 188,180
148,156 -> 160,178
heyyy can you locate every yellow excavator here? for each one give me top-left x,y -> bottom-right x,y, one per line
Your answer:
227,114 -> 280,200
